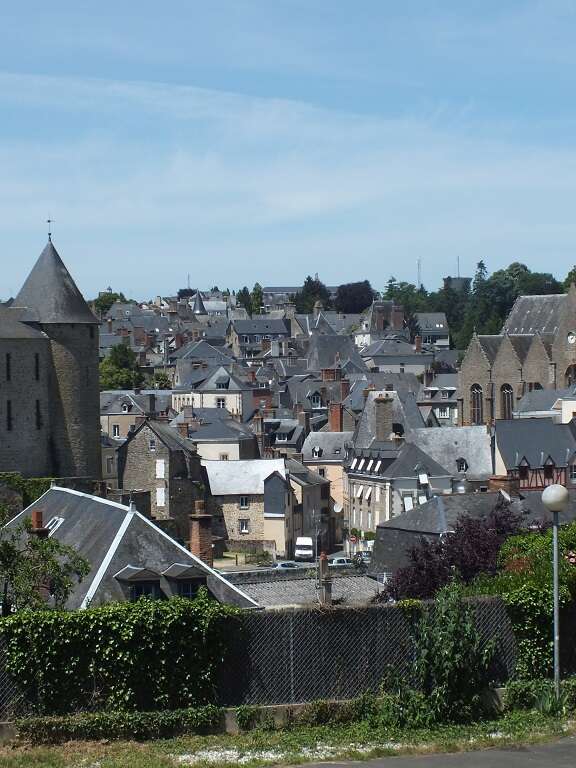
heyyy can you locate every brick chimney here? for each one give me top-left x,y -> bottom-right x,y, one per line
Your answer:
391,305 -> 405,331
30,509 -> 49,538
329,402 -> 343,432
374,394 -> 394,443
176,422 -> 190,438
340,379 -> 351,401
414,335 -> 422,353
189,500 -> 213,568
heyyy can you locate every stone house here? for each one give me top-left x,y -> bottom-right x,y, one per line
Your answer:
100,390 -> 174,440
202,459 -> 296,557
172,366 -> 253,420
416,373 -> 458,426
227,319 -> 291,359
117,419 -> 204,540
170,406 -> 260,460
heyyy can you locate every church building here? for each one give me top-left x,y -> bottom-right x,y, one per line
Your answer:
458,285 -> 576,426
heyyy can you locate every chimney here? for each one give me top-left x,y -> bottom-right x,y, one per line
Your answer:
374,394 -> 394,442
177,422 -> 190,438
30,509 -> 49,538
247,368 -> 257,384
340,379 -> 351,401
271,340 -> 280,357
329,402 -> 343,432
146,393 -> 156,416
189,500 -> 213,568
107,318 -> 113,333
261,338 -> 271,353
414,335 -> 422,353
298,410 -> 311,436
391,305 -> 405,331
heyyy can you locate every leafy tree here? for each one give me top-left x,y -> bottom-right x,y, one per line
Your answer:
93,291 -> 127,316
99,344 -> 144,391
236,286 -> 252,315
152,371 -> 171,389
177,288 -> 195,301
250,282 -> 263,315
294,275 -> 331,314
564,265 -> 576,291
385,502 -> 523,600
0,518 -> 89,613
334,280 -> 375,313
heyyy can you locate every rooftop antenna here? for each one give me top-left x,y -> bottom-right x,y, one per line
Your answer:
46,217 -> 53,242
187,273 -> 191,290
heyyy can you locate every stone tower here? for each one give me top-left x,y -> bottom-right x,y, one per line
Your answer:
13,240 -> 101,478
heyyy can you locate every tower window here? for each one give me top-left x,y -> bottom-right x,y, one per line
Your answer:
34,353 -> 40,381
89,326 -> 95,340
35,400 -> 42,430
6,400 -> 12,431
6,353 -> 11,382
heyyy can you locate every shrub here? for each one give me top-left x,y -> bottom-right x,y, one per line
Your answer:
0,591 -> 241,714
469,523 -> 576,677
505,678 -> 576,713
16,705 -> 223,744
391,582 -> 496,724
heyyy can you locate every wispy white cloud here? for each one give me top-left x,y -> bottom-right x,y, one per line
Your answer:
2,70 -> 576,296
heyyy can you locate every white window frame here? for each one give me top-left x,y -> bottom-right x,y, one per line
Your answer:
112,424 -> 120,438
438,406 -> 450,419
155,459 -> 165,479
149,438 -> 157,451
239,518 -> 250,534
156,487 -> 165,508
239,495 -> 249,509
216,397 -> 226,409
570,464 -> 576,482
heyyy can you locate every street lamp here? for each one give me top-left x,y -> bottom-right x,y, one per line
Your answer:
541,483 -> 569,700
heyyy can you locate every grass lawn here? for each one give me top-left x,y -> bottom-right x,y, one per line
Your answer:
0,712 -> 574,768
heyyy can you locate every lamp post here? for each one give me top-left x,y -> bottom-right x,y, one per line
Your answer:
541,483 -> 569,700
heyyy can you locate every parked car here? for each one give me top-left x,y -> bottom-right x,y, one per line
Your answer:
357,550 -> 372,564
329,556 -> 353,567
275,561 -> 301,569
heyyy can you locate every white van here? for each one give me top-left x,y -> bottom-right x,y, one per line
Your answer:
294,536 -> 314,562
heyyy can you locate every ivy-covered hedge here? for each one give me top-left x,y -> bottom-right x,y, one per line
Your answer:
0,593 -> 241,714
15,705 -> 223,744
0,472 -> 52,508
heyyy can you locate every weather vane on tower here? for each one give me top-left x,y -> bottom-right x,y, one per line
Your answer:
47,217 -> 53,242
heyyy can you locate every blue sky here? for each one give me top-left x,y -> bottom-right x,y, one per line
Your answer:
3,1 -> 576,298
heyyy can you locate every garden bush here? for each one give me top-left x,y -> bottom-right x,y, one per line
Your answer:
505,677 -> 576,713
0,591 -> 241,714
16,704 -> 223,744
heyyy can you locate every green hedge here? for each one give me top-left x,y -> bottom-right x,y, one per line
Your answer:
16,705 -> 223,744
0,592 -> 241,714
0,472 -> 52,507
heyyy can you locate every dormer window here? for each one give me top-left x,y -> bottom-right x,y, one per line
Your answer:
456,457 -> 468,473
122,402 -> 130,413
311,393 -> 321,409
276,433 -> 288,442
312,446 -> 322,458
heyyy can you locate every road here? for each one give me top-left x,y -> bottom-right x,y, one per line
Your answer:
307,736 -> 576,767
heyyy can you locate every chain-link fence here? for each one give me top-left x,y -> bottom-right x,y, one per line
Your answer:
218,596 -> 517,706
0,637 -> 32,721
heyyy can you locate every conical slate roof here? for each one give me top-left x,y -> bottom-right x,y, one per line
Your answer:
192,291 -> 208,315
14,240 -> 98,324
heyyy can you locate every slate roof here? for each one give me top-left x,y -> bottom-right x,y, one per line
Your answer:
476,335 -> 503,363
0,307 -> 48,339
192,292 -> 208,315
503,294 -> 566,335
14,240 -> 98,324
306,334 -> 366,371
196,366 -> 251,392
227,571 -> 381,607
516,387 -> 576,413
233,319 -> 290,335
203,458 -> 286,495
302,431 -> 354,463
408,426 -> 492,480
353,390 -> 425,449
414,312 -> 448,331
495,418 -> 576,468
6,487 -> 256,609
100,390 -> 174,416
